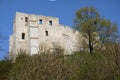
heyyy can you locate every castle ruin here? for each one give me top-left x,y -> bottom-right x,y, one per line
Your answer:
9,12 -> 82,60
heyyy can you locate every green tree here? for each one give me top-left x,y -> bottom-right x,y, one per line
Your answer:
74,7 -> 100,53
74,7 -> 118,53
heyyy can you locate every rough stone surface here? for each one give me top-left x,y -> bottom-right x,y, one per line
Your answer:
9,12 -> 82,60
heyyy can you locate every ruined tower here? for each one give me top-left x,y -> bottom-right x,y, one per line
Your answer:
9,12 -> 80,60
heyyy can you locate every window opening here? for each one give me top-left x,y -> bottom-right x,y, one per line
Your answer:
22,33 -> 25,39
39,19 -> 42,24
25,17 -> 28,22
49,20 -> 52,25
45,31 -> 48,36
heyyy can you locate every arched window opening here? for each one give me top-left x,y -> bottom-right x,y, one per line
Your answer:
45,31 -> 48,36
22,33 -> 25,39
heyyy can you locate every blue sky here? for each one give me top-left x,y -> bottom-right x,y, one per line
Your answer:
0,0 -> 120,60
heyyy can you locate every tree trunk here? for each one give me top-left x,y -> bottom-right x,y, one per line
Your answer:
88,33 -> 93,54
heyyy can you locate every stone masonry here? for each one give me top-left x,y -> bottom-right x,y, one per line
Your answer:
9,12 -> 81,60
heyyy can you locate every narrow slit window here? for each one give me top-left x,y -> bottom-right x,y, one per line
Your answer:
25,17 -> 28,22
49,20 -> 52,25
39,19 -> 42,24
45,31 -> 48,36
22,33 -> 25,39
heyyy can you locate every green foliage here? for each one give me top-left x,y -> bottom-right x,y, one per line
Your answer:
74,7 -> 118,53
0,44 -> 119,80
0,60 -> 12,80
66,42 -> 120,80
74,7 -> 100,53
7,52 -> 70,80
68,51 -> 120,80
5,44 -> 120,80
74,7 -> 99,32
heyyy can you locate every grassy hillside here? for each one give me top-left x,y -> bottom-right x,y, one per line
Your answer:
0,43 -> 120,80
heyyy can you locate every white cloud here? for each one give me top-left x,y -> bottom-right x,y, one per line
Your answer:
49,0 -> 56,1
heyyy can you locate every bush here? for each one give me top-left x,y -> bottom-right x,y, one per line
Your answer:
67,43 -> 120,80
7,43 -> 120,80
0,60 -> 12,80
7,52 -> 70,80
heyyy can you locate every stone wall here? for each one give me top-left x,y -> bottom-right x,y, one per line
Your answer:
9,12 -> 80,60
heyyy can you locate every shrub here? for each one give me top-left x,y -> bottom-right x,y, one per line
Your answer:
7,43 -> 120,80
0,60 -> 12,80
7,52 -> 70,80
